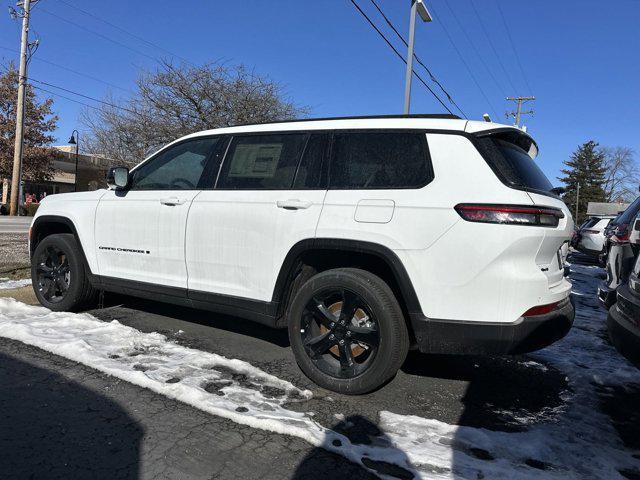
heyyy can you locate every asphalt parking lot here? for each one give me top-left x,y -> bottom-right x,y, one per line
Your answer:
0,232 -> 639,479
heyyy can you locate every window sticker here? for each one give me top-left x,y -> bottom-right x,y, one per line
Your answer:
229,143 -> 283,178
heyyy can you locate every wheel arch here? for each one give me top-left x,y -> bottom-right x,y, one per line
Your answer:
272,238 -> 423,329
30,216 -> 94,279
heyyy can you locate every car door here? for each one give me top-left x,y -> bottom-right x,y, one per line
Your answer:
186,132 -> 328,302
95,136 -> 221,289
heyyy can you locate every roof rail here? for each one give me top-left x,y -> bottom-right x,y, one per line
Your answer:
229,113 -> 462,128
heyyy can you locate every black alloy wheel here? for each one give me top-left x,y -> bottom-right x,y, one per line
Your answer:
35,245 -> 70,303
301,288 -> 380,379
31,233 -> 97,311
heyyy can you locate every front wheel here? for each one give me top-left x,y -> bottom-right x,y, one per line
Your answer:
31,233 -> 96,311
288,268 -> 409,395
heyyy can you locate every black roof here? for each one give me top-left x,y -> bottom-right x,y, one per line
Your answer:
232,113 -> 462,127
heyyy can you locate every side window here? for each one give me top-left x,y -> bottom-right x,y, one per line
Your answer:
293,133 -> 328,189
130,137 -> 218,191
217,134 -> 307,189
329,132 -> 432,189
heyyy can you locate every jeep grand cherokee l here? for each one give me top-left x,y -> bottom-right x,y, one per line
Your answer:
29,115 -> 575,394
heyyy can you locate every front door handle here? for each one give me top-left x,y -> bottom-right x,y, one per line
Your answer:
276,199 -> 313,210
160,197 -> 186,206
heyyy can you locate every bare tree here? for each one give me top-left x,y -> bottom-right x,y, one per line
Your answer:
601,146 -> 639,202
82,61 -> 308,166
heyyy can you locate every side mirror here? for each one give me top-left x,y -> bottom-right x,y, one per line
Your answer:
106,166 -> 130,190
550,186 -> 565,196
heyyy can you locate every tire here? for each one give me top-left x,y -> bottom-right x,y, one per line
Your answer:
31,233 -> 97,311
288,268 -> 409,395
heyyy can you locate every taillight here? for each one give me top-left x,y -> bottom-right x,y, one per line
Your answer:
455,204 -> 564,227
612,223 -> 630,242
522,301 -> 560,317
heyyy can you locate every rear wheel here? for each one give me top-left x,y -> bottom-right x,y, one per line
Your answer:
31,234 -> 96,311
288,268 -> 409,394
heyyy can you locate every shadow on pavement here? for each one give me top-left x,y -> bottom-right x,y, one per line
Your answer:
597,383 -> 640,479
402,351 -> 569,432
292,415 -> 413,479
0,348 -> 142,479
97,292 -> 291,348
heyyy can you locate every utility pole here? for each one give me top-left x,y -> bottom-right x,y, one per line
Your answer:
9,0 -> 32,216
403,0 -> 432,114
575,183 -> 580,222
506,96 -> 535,128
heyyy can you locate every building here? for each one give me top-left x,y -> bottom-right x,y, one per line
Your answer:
20,146 -> 112,201
587,202 -> 630,217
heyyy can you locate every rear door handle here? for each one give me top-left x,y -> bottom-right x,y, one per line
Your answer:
160,197 -> 186,206
276,199 -> 313,210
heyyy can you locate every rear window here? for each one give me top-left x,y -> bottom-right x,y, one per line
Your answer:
581,217 -> 600,229
616,196 -> 640,225
476,133 -> 553,193
329,132 -> 432,189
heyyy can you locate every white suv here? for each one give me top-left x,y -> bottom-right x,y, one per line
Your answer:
29,115 -> 574,394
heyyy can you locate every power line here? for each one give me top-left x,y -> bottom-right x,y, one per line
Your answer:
53,0 -> 195,67
28,77 -> 139,116
38,7 -> 160,63
433,1 -> 507,98
0,45 -> 132,93
32,84 -> 114,114
468,0 -> 518,94
495,1 -> 533,95
428,2 -> 499,119
367,0 -> 466,118
347,0 -> 454,115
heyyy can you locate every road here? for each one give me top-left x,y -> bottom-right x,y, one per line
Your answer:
0,216 -> 31,234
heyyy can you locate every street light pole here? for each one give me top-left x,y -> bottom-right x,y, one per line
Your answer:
68,130 -> 79,192
403,0 -> 432,115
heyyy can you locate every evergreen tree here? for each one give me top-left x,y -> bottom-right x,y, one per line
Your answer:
558,141 -> 607,224
0,63 -> 58,182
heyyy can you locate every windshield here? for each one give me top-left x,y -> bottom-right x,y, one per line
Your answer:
616,196 -> 640,225
476,132 -> 553,194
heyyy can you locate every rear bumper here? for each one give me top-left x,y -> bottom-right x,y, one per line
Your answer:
607,286 -> 640,369
598,282 -> 618,309
410,296 -> 575,355
576,244 -> 604,257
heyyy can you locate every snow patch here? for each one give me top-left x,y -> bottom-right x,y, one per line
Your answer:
0,277 -> 31,289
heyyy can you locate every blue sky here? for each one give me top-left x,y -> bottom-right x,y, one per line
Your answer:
1,0 -> 639,185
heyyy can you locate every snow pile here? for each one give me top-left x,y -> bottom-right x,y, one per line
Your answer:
0,277 -> 31,289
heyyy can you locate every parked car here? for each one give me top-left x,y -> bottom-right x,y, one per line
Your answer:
607,217 -> 640,368
571,215 -> 615,257
28,114 -> 575,394
598,197 -> 640,308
